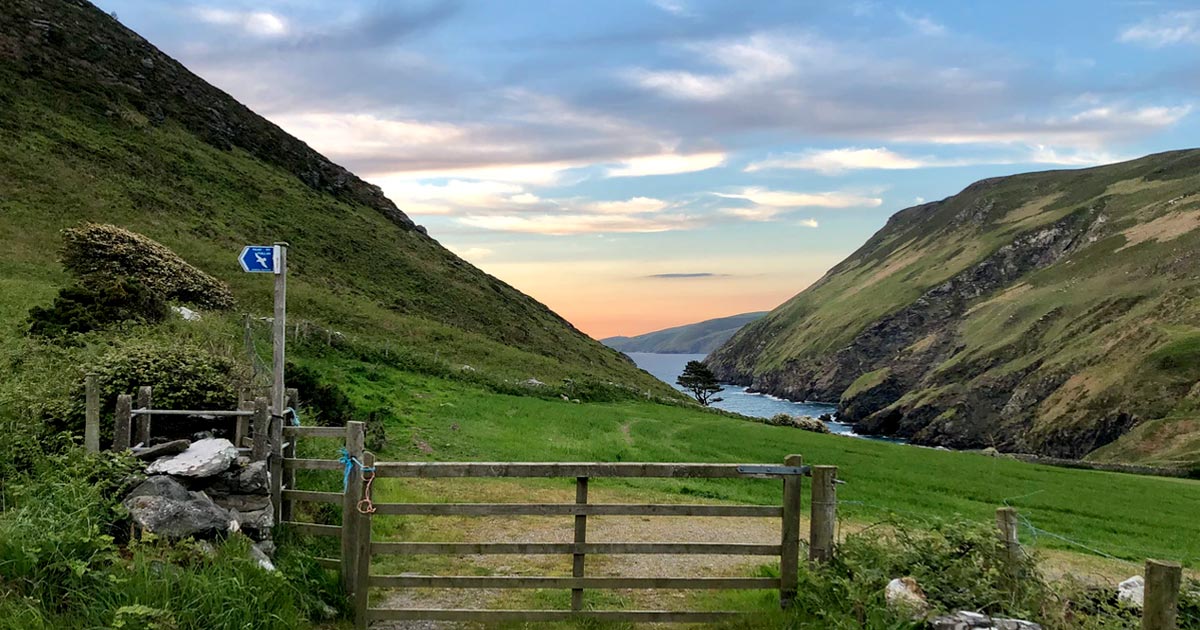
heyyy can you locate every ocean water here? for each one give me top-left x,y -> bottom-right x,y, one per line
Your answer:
626,352 -> 863,437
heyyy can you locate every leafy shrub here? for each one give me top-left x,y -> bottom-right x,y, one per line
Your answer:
52,345 -> 241,441
61,223 -> 234,309
27,276 -> 168,338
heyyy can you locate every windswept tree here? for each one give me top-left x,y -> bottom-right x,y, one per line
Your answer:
677,360 -> 723,406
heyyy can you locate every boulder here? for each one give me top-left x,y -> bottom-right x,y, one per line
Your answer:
928,611 -> 1042,629
794,416 -> 832,434
133,439 -> 190,461
885,577 -> 928,616
123,492 -> 232,540
146,438 -> 237,478
1118,575 -> 1144,608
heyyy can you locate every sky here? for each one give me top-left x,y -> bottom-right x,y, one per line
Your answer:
96,0 -> 1199,339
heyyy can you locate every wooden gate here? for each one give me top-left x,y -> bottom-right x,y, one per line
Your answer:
283,422 -> 839,628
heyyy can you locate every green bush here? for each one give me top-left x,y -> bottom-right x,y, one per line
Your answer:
61,223 -> 234,310
26,276 -> 168,338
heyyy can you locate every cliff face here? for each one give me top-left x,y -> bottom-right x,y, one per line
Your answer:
707,151 -> 1200,463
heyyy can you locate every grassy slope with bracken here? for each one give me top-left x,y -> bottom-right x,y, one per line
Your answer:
0,0 -> 675,398
708,151 -> 1200,465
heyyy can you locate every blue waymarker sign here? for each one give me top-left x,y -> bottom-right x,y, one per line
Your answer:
239,245 -> 279,273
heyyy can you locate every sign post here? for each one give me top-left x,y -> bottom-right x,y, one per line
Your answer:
238,243 -> 288,414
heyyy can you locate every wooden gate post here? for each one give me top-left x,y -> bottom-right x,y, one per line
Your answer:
113,394 -> 132,451
135,386 -> 152,447
780,454 -> 803,609
353,450 -> 375,630
995,508 -> 1020,563
342,421 -> 366,595
251,398 -> 270,461
281,388 -> 299,521
1142,559 -> 1183,630
809,466 -> 837,564
269,409 -> 284,524
572,476 -> 589,612
84,374 -> 100,453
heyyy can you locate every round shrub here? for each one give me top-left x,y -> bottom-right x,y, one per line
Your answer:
27,276 -> 168,338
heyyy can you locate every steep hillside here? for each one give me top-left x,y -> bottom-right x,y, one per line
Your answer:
602,312 -> 767,354
708,151 -> 1200,463
0,0 -> 675,397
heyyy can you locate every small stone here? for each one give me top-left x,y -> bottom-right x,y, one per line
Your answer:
884,577 -> 928,616
146,438 -> 237,478
1118,575 -> 1144,608
248,541 -> 276,571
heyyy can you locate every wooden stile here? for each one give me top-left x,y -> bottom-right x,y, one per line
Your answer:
572,476 -> 588,611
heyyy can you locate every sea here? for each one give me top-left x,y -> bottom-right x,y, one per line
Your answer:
626,352 -> 868,437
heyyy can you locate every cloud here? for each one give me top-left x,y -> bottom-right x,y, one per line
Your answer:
651,0 -> 691,16
587,197 -> 671,214
1118,11 -> 1200,47
458,213 -> 689,235
194,8 -> 289,38
897,11 -> 946,36
626,34 -> 797,101
646,272 -> 725,278
895,104 -> 1192,147
746,147 -> 932,174
797,218 -> 819,228
714,187 -> 882,208
605,151 -> 726,177
455,247 -> 493,260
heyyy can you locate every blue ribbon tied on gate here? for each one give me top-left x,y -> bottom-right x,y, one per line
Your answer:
339,448 -> 375,491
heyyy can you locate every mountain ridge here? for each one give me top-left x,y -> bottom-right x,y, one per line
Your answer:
708,150 -> 1200,464
602,311 -> 767,354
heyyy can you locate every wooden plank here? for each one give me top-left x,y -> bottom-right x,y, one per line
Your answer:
235,399 -> 252,454
84,374 -> 99,453
283,489 -> 343,505
780,454 -> 802,608
371,503 -> 782,517
353,450 -> 374,630
269,411 -> 284,524
369,576 -> 780,590
282,388 -> 299,523
315,557 -> 341,571
366,609 -> 747,623
282,426 -> 346,438
135,386 -> 152,446
372,462 -> 767,479
284,458 -> 344,471
113,394 -> 132,451
128,409 -> 254,417
343,421 -> 365,597
284,522 -> 341,537
371,542 -> 782,556
809,465 -> 837,564
572,476 -> 588,611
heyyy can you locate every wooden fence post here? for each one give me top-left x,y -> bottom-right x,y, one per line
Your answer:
1142,559 -> 1183,630
342,421 -> 366,595
281,388 -> 299,521
236,398 -> 253,450
135,386 -> 152,447
809,465 -> 837,564
251,397 -> 269,461
572,476 -> 589,612
269,409 -> 284,524
353,450 -> 375,630
84,374 -> 100,453
113,394 -> 132,451
780,454 -> 803,609
996,508 -> 1020,563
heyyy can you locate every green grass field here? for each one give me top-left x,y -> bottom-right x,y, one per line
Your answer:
308,356 -> 1200,569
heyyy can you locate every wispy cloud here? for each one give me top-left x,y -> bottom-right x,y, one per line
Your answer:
746,147 -> 933,174
650,0 -> 691,17
797,218 -> 819,228
714,188 -> 882,209
1118,10 -> 1200,47
605,152 -> 726,177
897,10 -> 946,36
646,272 -> 726,279
193,7 -> 289,38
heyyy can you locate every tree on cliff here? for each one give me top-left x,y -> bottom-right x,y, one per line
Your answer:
677,361 -> 723,406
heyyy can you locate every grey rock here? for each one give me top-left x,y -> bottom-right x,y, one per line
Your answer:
1118,575 -> 1144,608
255,540 -> 276,557
146,438 -> 237,478
226,500 -> 274,541
928,611 -> 1042,630
134,439 -> 190,461
248,541 -> 276,571
522,378 -> 545,387
126,475 -> 192,502
123,493 -> 232,540
207,461 -> 269,496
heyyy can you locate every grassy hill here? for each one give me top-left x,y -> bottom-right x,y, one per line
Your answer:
602,312 -> 767,354
0,0 -> 676,402
708,151 -> 1200,464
